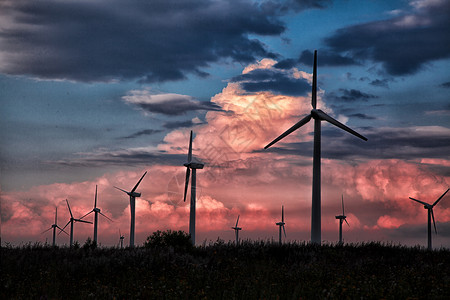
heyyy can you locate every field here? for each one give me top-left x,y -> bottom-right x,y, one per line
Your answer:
2,240 -> 450,299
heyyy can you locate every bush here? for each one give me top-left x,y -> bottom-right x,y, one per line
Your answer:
144,230 -> 192,251
83,237 -> 97,250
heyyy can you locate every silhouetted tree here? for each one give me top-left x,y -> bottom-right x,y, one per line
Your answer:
144,230 -> 192,251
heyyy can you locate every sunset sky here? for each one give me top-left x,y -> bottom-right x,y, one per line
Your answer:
1,0 -> 449,248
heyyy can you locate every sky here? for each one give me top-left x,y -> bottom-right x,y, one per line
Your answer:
1,0 -> 449,248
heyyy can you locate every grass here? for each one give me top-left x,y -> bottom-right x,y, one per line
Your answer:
2,240 -> 449,299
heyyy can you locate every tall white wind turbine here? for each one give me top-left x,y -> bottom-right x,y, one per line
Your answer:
264,50 -> 367,244
183,130 -> 204,245
80,185 -> 113,244
231,215 -> 242,245
60,199 -> 92,247
275,205 -> 286,245
409,188 -> 449,250
42,206 -> 68,247
335,195 -> 349,244
114,171 -> 147,248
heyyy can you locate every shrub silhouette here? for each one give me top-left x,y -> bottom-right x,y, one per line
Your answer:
83,237 -> 97,250
144,230 -> 192,250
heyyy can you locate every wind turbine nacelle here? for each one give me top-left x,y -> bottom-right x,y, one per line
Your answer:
232,227 -> 242,230
276,222 -> 285,226
130,192 -> 141,197
335,215 -> 346,219
94,208 -> 101,213
185,162 -> 204,169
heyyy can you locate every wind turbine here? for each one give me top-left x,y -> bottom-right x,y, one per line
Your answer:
80,185 -> 113,244
275,205 -> 286,245
409,188 -> 449,250
42,206 -> 68,247
119,229 -> 124,249
264,50 -> 367,244
114,171 -> 147,248
183,130 -> 204,245
335,195 -> 349,244
231,215 -> 242,245
60,199 -> 92,247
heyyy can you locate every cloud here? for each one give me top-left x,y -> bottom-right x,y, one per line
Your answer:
327,88 -> 379,102
120,129 -> 162,139
370,79 -> 390,88
0,0 -> 295,82
122,90 -> 223,115
163,118 -> 205,129
230,60 -> 311,96
439,81 -> 450,88
324,0 -> 450,76
298,49 -> 360,67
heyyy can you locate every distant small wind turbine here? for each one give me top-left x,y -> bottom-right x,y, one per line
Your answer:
114,171 -> 147,248
60,199 -> 92,247
80,185 -> 113,245
264,50 -> 367,244
275,205 -> 286,245
42,206 -> 68,246
119,229 -> 124,249
335,195 -> 349,244
409,188 -> 449,250
231,215 -> 242,245
183,130 -> 204,245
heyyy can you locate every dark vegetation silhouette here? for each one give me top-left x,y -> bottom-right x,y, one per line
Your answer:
2,232 -> 450,299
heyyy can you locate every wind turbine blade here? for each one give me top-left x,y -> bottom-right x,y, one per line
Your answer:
66,199 -> 73,219
75,219 -> 93,224
311,50 -> 317,109
188,130 -> 193,163
99,211 -> 113,222
344,218 -> 350,227
55,207 -> 58,224
42,227 -> 53,234
314,110 -> 368,141
430,209 -> 438,234
183,167 -> 191,202
236,215 -> 240,227
131,171 -> 147,193
342,195 -> 345,216
56,225 -> 69,236
283,225 -> 286,237
79,210 -> 94,220
114,186 -> 129,194
282,205 -> 284,222
94,185 -> 98,208
60,221 -> 71,233
409,197 -> 430,207
264,114 -> 312,149
432,188 -> 449,207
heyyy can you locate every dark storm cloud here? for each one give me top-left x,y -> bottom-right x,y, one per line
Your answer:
0,0 -> 295,83
120,129 -> 162,140
230,69 -> 310,96
370,79 -> 390,88
348,113 -> 377,120
327,89 -> 378,102
274,59 -> 298,69
163,120 -> 204,129
439,81 -> 450,88
324,0 -> 450,76
261,126 -> 450,161
298,50 -> 359,67
122,92 -> 223,115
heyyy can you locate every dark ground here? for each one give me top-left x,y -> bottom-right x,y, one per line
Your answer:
2,241 -> 449,299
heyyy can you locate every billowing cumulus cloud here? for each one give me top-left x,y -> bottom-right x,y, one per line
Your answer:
324,0 -> 450,76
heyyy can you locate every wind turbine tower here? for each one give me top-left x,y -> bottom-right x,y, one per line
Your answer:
275,205 -> 286,245
42,206 -> 68,246
409,188 -> 449,250
335,195 -> 349,244
232,215 -> 242,245
119,229 -> 124,249
61,199 -> 92,247
80,185 -> 113,244
183,130 -> 204,245
264,50 -> 367,244
114,171 -> 147,248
